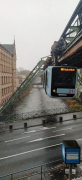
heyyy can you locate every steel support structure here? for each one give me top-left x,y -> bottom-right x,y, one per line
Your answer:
51,0 -> 82,67
0,59 -> 45,115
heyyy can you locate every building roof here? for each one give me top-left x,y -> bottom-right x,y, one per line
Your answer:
1,44 -> 13,54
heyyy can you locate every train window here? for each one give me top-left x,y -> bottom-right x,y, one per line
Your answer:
42,73 -> 45,83
46,71 -> 48,86
52,67 -> 76,88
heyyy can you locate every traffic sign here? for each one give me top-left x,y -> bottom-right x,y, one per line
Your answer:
62,140 -> 80,164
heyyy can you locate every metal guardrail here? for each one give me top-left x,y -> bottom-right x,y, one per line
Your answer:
0,159 -> 63,180
0,158 -> 82,180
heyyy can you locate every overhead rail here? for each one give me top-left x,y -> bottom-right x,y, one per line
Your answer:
61,0 -> 82,47
51,0 -> 82,66
0,59 -> 45,115
58,36 -> 82,68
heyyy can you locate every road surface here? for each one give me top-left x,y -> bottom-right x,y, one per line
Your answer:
0,117 -> 82,177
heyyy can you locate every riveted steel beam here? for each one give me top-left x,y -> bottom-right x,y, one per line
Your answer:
51,0 -> 82,66
61,0 -> 82,38
65,37 -> 75,43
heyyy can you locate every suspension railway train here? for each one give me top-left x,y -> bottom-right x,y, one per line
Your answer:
42,66 -> 77,98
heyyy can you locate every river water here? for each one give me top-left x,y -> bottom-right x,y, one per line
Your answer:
13,77 -> 69,119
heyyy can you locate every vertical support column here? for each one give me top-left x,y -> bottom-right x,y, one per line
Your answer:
41,165 -> 42,180
24,122 -> 27,129
11,173 -> 13,180
69,164 -> 72,180
9,124 -> 13,131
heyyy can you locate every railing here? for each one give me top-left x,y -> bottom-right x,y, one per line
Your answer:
0,159 -> 63,180
0,158 -> 82,180
0,107 -> 69,122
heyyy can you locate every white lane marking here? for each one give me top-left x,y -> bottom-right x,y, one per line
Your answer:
40,127 -> 56,130
53,127 -> 72,133
26,134 -> 65,143
0,143 -> 62,160
5,136 -> 30,143
29,138 -> 43,142
23,126 -> 56,134
22,130 -> 36,134
41,127 -> 50,130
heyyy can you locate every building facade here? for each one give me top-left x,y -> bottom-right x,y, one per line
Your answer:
16,75 -> 26,89
0,40 -> 16,107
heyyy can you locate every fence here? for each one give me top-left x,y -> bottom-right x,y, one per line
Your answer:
0,159 -> 63,180
0,107 -> 69,122
0,158 -> 82,180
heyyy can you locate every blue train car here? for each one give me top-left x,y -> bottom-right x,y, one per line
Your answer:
43,66 -> 77,98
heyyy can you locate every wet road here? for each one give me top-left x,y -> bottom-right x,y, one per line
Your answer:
0,118 -> 82,177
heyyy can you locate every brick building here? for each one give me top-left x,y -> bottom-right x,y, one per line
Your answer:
0,40 -> 16,107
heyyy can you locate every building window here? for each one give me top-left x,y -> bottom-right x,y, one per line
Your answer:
2,65 -> 3,72
11,86 -> 12,92
2,76 -> 3,84
6,77 -> 7,83
7,88 -> 8,94
4,77 -> 5,84
4,88 -> 5,95
2,89 -> 3,96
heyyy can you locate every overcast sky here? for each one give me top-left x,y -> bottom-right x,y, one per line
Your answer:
0,0 -> 80,70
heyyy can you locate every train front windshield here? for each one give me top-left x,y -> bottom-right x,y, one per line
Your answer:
52,67 -> 76,88
51,67 -> 77,97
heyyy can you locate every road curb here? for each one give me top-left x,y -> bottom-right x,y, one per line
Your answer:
0,111 -> 82,133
